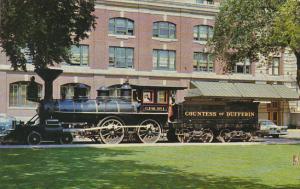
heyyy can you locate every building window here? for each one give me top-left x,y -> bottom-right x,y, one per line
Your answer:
193,25 -> 213,42
234,59 -> 251,74
153,50 -> 176,70
61,83 -> 91,99
193,52 -> 214,72
9,82 -> 42,107
109,18 -> 134,36
70,45 -> 89,66
153,22 -> 176,39
109,47 -> 134,68
269,57 -> 280,75
195,0 -> 214,4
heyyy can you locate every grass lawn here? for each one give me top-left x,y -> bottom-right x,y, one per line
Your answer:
1,145 -> 300,189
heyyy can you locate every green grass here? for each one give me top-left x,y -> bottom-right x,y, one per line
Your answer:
1,145 -> 300,189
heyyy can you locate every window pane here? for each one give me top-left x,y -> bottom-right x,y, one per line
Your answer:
153,50 -> 158,68
116,47 -> 126,67
199,26 -> 207,40
109,19 -> 115,34
159,50 -> 168,68
193,53 -> 199,70
126,48 -> 134,68
208,26 -> 214,39
169,24 -> 176,38
273,68 -> 279,75
193,27 -> 199,40
116,19 -> 126,35
127,20 -> 134,35
157,90 -> 167,103
71,46 -> 81,65
81,46 -> 89,65
273,58 -> 279,67
153,23 -> 159,37
109,47 -> 115,67
169,51 -> 176,70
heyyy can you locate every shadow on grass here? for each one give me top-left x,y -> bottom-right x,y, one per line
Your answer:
0,148 -> 299,189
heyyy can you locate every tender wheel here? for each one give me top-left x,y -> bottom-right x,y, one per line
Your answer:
199,129 -> 214,143
60,133 -> 73,144
27,131 -> 42,145
243,132 -> 253,142
176,128 -> 192,143
99,118 -> 125,144
219,129 -> 231,143
138,119 -> 161,143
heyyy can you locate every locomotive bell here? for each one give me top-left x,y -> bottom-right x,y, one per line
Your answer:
97,86 -> 109,100
74,83 -> 88,101
120,81 -> 132,100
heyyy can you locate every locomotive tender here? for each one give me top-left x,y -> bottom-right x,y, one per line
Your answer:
4,69 -> 259,145
169,100 -> 258,143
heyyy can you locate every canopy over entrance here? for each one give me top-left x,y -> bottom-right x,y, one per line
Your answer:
187,81 -> 299,101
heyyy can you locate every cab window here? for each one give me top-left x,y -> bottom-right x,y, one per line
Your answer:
157,90 -> 167,104
143,91 -> 154,103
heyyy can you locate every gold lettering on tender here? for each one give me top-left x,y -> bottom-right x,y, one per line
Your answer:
184,111 -> 255,117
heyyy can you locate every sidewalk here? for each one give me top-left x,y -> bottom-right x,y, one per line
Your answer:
283,129 -> 300,139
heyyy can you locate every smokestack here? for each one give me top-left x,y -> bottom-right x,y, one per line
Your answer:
35,68 -> 63,100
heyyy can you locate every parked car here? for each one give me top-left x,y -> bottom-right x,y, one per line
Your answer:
258,119 -> 288,138
0,114 -> 16,143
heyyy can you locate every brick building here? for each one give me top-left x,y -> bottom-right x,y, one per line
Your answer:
0,0 -> 299,126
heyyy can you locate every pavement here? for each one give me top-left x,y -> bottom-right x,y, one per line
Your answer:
1,130 -> 300,149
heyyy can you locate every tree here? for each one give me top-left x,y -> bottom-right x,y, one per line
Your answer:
211,0 -> 300,84
0,0 -> 96,70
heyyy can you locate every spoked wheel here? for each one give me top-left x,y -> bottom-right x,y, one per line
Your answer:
242,132 -> 253,142
99,118 -> 125,144
176,129 -> 192,143
138,119 -> 161,143
199,129 -> 214,143
27,131 -> 42,145
60,133 -> 73,144
219,129 -> 231,143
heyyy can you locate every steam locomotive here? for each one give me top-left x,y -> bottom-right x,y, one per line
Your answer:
3,69 -> 259,145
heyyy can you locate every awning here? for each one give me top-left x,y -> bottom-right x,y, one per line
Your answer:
108,84 -> 186,90
187,81 -> 299,100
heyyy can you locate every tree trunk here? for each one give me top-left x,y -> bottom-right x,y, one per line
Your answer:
296,51 -> 300,87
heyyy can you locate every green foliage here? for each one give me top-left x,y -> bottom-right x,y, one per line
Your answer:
0,0 -> 96,70
211,0 -> 299,72
272,0 -> 300,52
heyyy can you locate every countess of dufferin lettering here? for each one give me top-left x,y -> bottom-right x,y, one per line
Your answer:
185,112 -> 217,117
184,112 -> 255,117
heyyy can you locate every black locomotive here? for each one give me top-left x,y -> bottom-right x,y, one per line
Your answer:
3,69 -> 259,145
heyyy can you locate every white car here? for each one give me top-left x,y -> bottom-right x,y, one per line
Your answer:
258,120 -> 288,138
0,114 -> 16,142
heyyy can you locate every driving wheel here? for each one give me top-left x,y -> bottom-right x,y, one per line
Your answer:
138,119 -> 161,143
99,118 -> 125,144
